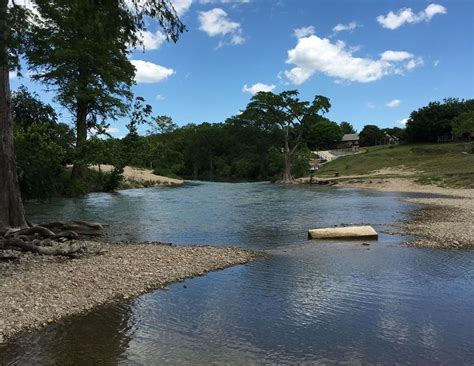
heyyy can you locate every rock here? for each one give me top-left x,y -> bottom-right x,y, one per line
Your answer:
308,226 -> 378,240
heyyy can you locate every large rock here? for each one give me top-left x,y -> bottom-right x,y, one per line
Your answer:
308,226 -> 378,240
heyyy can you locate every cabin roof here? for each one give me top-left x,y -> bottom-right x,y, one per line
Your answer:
341,133 -> 359,141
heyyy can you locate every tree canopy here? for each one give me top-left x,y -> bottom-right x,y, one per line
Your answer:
405,98 -> 474,142
237,90 -> 330,182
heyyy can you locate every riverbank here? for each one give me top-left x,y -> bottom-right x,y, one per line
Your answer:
0,242 -> 261,343
91,165 -> 184,188
335,177 -> 474,249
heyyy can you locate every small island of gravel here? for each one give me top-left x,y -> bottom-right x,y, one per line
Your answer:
0,242 -> 262,343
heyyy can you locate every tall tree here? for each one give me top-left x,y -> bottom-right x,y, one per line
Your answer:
339,121 -> 356,134
24,0 -> 185,179
0,0 -> 184,231
239,90 -> 330,183
0,1 -> 28,229
359,125 -> 384,146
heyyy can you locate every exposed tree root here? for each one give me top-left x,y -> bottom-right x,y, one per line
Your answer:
0,221 -> 103,256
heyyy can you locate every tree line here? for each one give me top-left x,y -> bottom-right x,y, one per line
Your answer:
12,82 -> 474,201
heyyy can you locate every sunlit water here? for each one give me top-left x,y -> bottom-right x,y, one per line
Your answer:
1,182 -> 473,365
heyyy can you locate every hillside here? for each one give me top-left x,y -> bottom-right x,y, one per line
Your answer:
313,142 -> 474,188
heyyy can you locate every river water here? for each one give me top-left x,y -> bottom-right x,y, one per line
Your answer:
1,182 -> 473,365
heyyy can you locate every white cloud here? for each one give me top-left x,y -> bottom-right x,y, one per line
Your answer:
141,30 -> 167,50
283,34 -> 423,84
294,26 -> 315,39
156,94 -> 165,101
433,60 -> 440,67
398,118 -> 409,126
231,34 -> 245,45
367,102 -> 375,109
106,127 -> 120,134
380,50 -> 413,61
242,83 -> 276,95
386,99 -> 401,108
406,57 -> 424,70
199,8 -> 239,36
9,71 -> 17,80
172,0 -> 193,16
131,60 -> 174,83
198,8 -> 244,46
377,3 -> 447,30
332,21 -> 359,33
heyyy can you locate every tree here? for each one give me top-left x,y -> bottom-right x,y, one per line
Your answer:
0,1 -> 29,229
359,125 -> 384,147
24,0 -> 185,180
339,121 -> 356,134
1,0 -> 184,251
122,96 -> 152,166
305,119 -> 343,150
405,98 -> 472,142
148,115 -> 177,135
13,87 -> 75,199
452,111 -> 474,139
238,90 -> 330,183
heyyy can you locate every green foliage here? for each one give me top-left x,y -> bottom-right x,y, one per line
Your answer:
452,111 -> 474,138
236,90 -> 331,180
359,125 -> 384,147
291,145 -> 312,177
12,88 -> 73,199
15,123 -> 66,199
21,0 -> 185,179
405,98 -> 474,142
305,119 -> 343,150
339,121 -> 356,134
148,115 -> 178,135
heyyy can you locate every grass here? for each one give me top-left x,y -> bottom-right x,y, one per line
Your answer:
316,142 -> 474,188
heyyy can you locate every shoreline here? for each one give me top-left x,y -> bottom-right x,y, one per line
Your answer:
330,177 -> 474,249
0,242 -> 262,343
90,165 -> 185,188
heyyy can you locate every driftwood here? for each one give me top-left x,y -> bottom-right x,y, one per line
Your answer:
0,221 -> 104,256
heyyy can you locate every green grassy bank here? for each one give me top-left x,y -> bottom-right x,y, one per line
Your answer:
316,142 -> 474,188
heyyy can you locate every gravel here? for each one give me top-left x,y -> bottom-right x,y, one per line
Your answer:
0,242 -> 262,343
338,178 -> 474,249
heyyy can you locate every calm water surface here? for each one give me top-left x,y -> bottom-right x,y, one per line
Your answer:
1,182 -> 473,365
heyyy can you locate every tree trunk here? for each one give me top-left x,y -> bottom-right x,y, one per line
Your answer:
71,99 -> 88,180
280,127 -> 293,183
209,156 -> 214,181
0,0 -> 28,230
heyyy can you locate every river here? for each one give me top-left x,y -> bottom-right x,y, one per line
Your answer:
1,182 -> 473,365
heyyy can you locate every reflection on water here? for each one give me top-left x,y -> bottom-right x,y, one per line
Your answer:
1,182 -> 474,365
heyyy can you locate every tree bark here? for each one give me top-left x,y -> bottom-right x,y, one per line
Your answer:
0,0 -> 28,229
193,162 -> 198,180
71,98 -> 88,180
209,156 -> 214,181
281,127 -> 293,183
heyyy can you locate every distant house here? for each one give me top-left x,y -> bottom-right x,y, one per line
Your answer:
337,133 -> 359,149
383,133 -> 399,145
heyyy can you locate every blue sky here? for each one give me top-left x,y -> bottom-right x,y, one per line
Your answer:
10,0 -> 474,136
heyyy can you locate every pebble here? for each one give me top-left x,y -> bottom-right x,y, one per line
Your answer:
0,241 -> 262,343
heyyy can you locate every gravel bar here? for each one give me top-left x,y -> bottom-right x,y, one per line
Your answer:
338,178 -> 474,249
0,242 -> 262,343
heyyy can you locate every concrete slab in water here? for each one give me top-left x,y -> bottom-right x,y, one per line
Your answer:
308,225 -> 378,240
